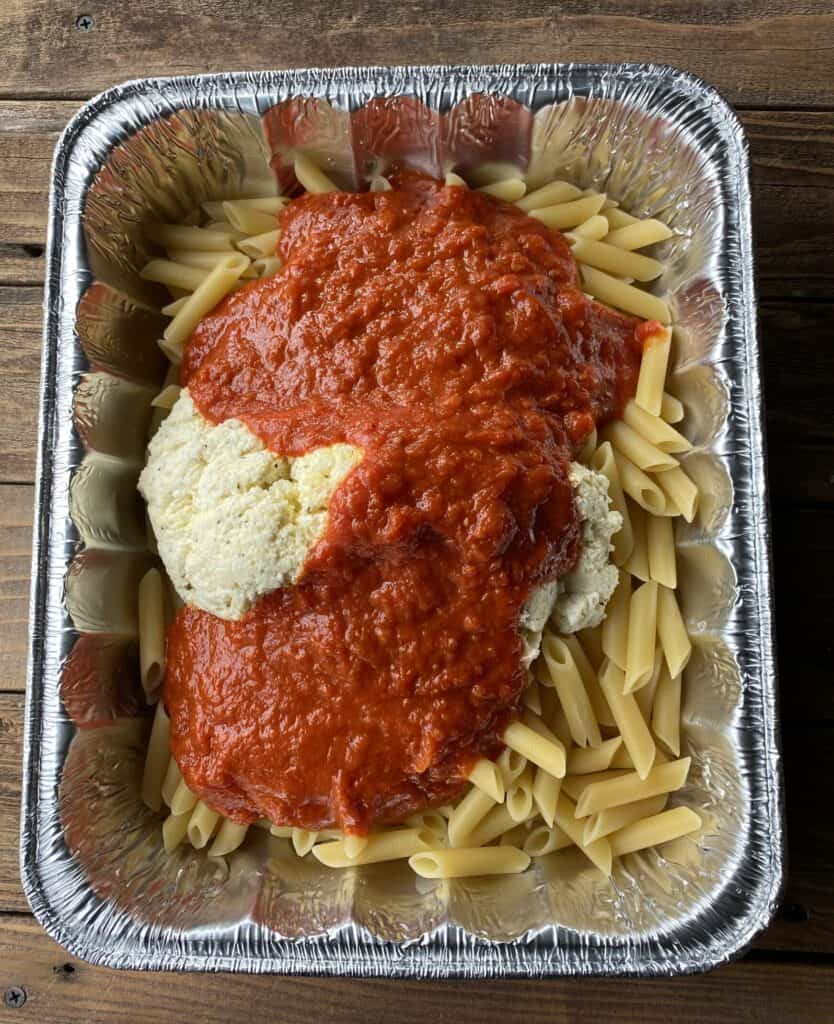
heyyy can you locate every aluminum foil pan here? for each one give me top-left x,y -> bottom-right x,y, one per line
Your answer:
21,64 -> 783,976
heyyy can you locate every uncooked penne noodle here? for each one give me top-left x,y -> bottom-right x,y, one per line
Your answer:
562,633 -> 614,727
622,400 -> 690,454
624,499 -> 650,582
312,828 -> 434,867
635,327 -> 673,416
625,581 -> 659,693
163,253 -> 249,347
507,765 -> 534,823
661,392 -> 685,424
161,756 -> 181,808
540,632 -> 601,748
604,420 -> 678,473
497,746 -> 527,787
566,736 -> 623,775
529,193 -> 606,230
523,824 -> 573,856
589,441 -> 633,566
572,214 -> 609,241
580,265 -> 671,324
203,196 -> 287,219
138,568 -> 165,701
162,810 -> 191,854
222,201 -> 277,236
532,765 -> 560,827
515,179 -> 581,211
448,786 -> 497,847
583,793 -> 668,844
602,571 -> 630,670
575,757 -> 691,817
569,236 -> 664,282
656,585 -> 692,677
151,384 -> 181,410
522,676 -> 543,715
343,833 -> 370,858
157,336 -> 184,366
140,259 -> 208,293
236,228 -> 281,259
576,424 -> 598,464
468,758 -> 505,803
598,660 -> 656,780
369,175 -> 392,192
477,179 -> 526,201
655,465 -> 699,523
170,777 -> 198,817
409,846 -> 530,879
613,450 -> 667,515
269,825 -> 294,838
405,812 -> 447,839
609,806 -> 701,858
647,514 -> 677,588
141,701 -> 170,812
146,224 -> 236,252
604,218 -> 674,251
652,665 -> 682,757
293,154 -> 340,194
554,794 -> 612,876
187,801 -> 220,849
241,256 -> 282,279
504,720 -> 566,779
208,819 -> 250,857
203,221 -> 248,240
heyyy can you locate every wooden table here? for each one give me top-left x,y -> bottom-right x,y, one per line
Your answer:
1,2 -> 833,1020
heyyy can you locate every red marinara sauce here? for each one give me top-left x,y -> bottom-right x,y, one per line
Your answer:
165,173 -> 644,834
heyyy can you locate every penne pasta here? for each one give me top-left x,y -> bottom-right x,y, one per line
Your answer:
138,568 -> 165,702
166,249 -> 229,270
647,513 -> 677,588
575,757 -> 691,817
624,581 -> 659,693
170,777 -> 197,817
529,193 -> 607,230
477,178 -> 527,201
291,828 -> 319,857
569,236 -> 664,281
162,253 -> 249,348
554,794 -> 612,876
561,769 -> 628,803
222,201 -> 277,236
445,171 -> 468,187
580,265 -> 671,324
661,392 -> 685,424
652,665 -> 682,757
448,786 -> 498,847
313,828 -> 435,867
598,660 -> 656,780
656,586 -> 692,678
497,746 -> 528,786
468,161 -> 524,186
589,441 -> 634,566
572,214 -> 609,241
161,295 -> 189,317
343,833 -> 371,859
601,571 -> 630,670
208,819 -> 250,858
624,499 -> 650,582
655,465 -> 699,523
540,633 -> 601,747
635,327 -> 673,416
532,765 -> 561,827
464,805 -> 518,848
635,648 -> 664,722
506,765 -> 535,822
161,756 -> 181,808
604,207 -> 637,230
604,218 -> 674,251
187,801 -> 220,849
146,224 -> 236,252
162,811 -> 191,854
241,256 -> 282,279
609,806 -> 701,858
515,180 -> 581,211
409,846 -> 530,879
583,793 -> 668,844
523,824 -> 573,857
140,701 -> 170,812
236,228 -> 281,259
622,400 -> 691,454
522,676 -> 543,715
613,450 -> 668,515
562,633 -> 615,727
566,736 -> 623,775
604,420 -> 678,473
504,720 -> 566,780
151,384 -> 181,410
140,259 -> 208,293
293,154 -> 340,194
468,758 -> 505,803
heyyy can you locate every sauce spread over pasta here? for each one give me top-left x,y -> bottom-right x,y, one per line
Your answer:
165,173 -> 643,834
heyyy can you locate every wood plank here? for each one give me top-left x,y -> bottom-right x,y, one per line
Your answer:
0,288 -> 42,483
0,486 -> 31,693
1,688 -> 832,948
0,914 -> 832,1023
2,103 -> 834,296
1,2 -> 834,108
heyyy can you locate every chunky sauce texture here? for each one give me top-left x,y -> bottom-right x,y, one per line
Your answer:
165,173 -> 643,833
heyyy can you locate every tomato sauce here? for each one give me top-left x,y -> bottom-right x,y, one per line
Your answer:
165,173 -> 643,834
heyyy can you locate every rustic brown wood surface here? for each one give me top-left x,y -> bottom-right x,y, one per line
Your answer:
1,1 -> 833,1020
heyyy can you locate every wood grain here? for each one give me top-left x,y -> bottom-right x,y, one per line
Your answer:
0,914 -> 833,1023
0,486 -> 31,694
3,2 -> 834,107
2,103 -> 833,297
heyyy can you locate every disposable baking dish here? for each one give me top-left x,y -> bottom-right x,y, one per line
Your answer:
21,63 -> 783,975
